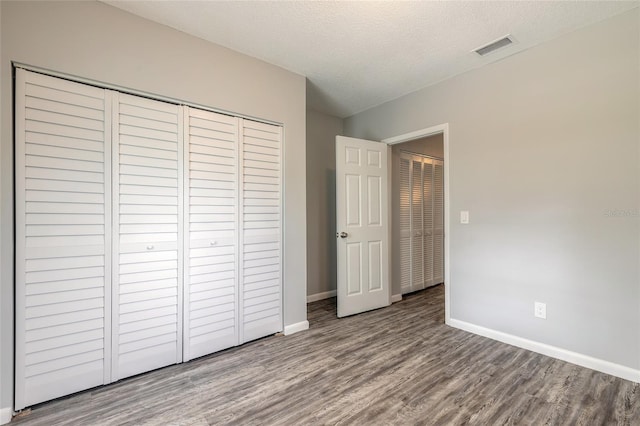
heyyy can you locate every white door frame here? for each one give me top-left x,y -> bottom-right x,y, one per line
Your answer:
382,123 -> 450,325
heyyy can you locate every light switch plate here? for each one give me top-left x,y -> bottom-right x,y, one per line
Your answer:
460,210 -> 469,224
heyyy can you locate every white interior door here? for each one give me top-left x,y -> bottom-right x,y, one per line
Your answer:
336,136 -> 389,317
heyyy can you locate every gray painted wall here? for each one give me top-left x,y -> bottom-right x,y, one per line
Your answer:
345,9 -> 640,370
306,110 -> 343,298
1,0 -> 307,413
391,135 -> 443,297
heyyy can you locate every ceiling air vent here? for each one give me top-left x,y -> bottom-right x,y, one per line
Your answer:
474,35 -> 514,56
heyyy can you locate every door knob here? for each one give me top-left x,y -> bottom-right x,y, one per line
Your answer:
337,231 -> 348,238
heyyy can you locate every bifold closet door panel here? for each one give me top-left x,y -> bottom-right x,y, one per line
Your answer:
433,160 -> 445,283
411,158 -> 424,291
240,120 -> 283,342
112,93 -> 183,380
399,155 -> 411,294
15,70 -> 110,409
422,160 -> 434,286
184,107 -> 239,361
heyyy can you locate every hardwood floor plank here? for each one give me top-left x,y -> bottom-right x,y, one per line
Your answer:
12,284 -> 640,425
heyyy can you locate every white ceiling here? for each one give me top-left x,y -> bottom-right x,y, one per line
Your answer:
104,1 -> 638,118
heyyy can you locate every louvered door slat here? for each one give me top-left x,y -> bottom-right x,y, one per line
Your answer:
183,107 -> 239,361
15,69 -> 110,409
241,119 -> 282,342
112,93 -> 183,380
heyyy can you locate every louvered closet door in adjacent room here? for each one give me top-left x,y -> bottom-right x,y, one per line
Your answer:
399,151 -> 443,295
14,70 -> 110,409
240,119 -> 283,342
411,157 -> 424,291
183,107 -> 239,361
112,93 -> 183,380
433,159 -> 444,284
422,159 -> 434,286
399,153 -> 411,294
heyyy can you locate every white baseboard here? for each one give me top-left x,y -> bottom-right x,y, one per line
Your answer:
0,407 -> 12,425
391,294 -> 402,303
448,318 -> 640,384
283,320 -> 309,336
307,290 -> 336,303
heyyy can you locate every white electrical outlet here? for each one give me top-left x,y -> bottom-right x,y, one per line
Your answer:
534,302 -> 546,319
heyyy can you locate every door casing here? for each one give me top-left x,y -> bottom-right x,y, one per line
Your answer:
382,123 -> 450,325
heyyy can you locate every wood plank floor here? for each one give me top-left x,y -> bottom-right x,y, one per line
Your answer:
12,285 -> 640,425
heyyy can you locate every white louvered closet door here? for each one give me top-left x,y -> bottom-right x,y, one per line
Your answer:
183,107 -> 239,361
398,154 -> 411,294
240,120 -> 283,342
15,70 -> 111,409
15,68 -> 286,410
411,158 -> 424,291
433,160 -> 445,283
423,159 -> 434,286
399,152 -> 444,295
112,93 -> 183,380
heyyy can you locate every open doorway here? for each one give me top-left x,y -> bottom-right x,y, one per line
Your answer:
392,138 -> 444,294
382,124 -> 450,324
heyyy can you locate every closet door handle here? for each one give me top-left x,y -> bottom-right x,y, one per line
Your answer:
210,241 -> 217,246
146,245 -> 154,250
337,232 -> 348,238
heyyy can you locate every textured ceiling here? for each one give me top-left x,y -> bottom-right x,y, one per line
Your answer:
104,1 -> 639,118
